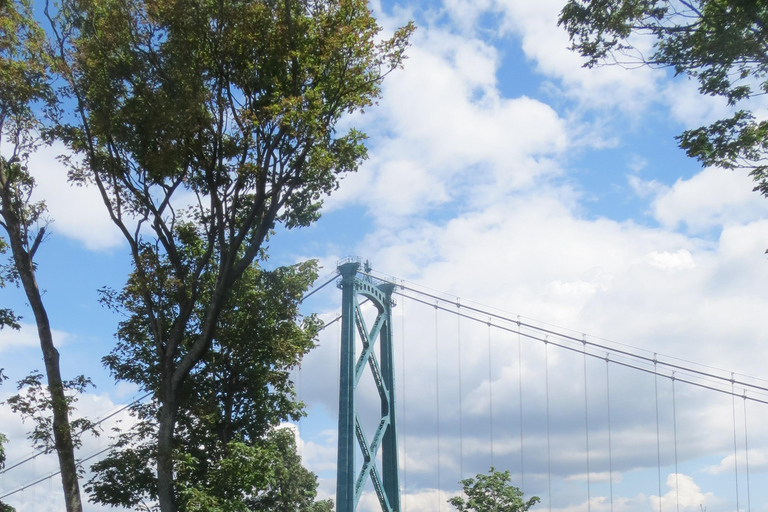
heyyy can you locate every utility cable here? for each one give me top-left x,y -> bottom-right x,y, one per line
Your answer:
545,338 -> 552,512
434,305 -> 442,512
743,393 -> 751,512
488,320 -> 494,468
673,373 -> 679,512
605,354 -> 614,512
518,317 -> 525,493
457,300 -> 464,480
0,391 -> 152,476
732,376 -> 740,512
583,336 -> 591,512
402,294 -> 407,512
654,357 -> 662,512
0,445 -> 112,501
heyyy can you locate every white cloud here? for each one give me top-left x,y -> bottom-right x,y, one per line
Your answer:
703,449 -> 768,475
28,142 -> 124,251
0,322 -> 72,354
650,167 -> 768,233
650,474 -> 716,512
326,26 -> 568,224
646,249 -> 696,271
443,0 -> 664,114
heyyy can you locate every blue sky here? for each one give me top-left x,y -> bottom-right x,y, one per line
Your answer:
3,0 -> 768,511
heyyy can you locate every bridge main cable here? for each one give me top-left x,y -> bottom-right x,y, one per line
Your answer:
373,278 -> 768,403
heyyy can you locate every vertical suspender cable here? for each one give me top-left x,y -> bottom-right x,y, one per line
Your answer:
743,392 -> 751,512
672,373 -> 679,512
605,354 -> 614,512
731,375 -> 740,512
435,305 -> 442,511
654,355 -> 662,512
518,317 -> 525,493
401,294 -> 407,512
583,336 -> 591,512
488,320 -> 494,468
457,300 -> 464,480
545,337 -> 552,512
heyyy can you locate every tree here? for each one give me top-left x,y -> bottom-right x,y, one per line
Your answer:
44,0 -> 412,509
448,468 -> 540,512
85,261 -> 329,510
1,2 -> 87,510
559,0 -> 768,198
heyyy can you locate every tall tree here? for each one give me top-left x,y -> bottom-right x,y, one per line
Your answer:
0,2 -> 85,511
559,0 -> 768,198
85,261 -> 327,510
46,0 -> 412,508
448,468 -> 540,512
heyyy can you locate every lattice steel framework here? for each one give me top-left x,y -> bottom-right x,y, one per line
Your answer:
336,260 -> 400,512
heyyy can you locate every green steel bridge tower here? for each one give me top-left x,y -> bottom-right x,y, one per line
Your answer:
336,260 -> 400,512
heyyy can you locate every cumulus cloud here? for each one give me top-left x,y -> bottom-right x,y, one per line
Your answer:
648,167 -> 768,234
650,474 -> 716,512
704,449 -> 768,475
28,142 -> 125,251
0,322 -> 72,354
325,25 -> 569,224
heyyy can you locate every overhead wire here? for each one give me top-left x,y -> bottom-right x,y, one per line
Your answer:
732,376 -> 740,512
545,338 -> 552,512
0,391 -> 152,476
401,292 -> 408,512
517,317 -> 525,493
743,393 -> 751,512
672,373 -> 680,512
654,356 -> 662,512
583,336 -> 591,512
487,320 -> 494,468
434,304 -> 442,512
605,354 -> 614,512
0,445 -> 112,501
457,300 -> 464,480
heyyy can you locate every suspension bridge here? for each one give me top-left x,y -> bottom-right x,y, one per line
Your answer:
1,258 -> 766,512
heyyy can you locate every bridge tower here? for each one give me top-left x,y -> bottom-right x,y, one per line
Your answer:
336,260 -> 400,512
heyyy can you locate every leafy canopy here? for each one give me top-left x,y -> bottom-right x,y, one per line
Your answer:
449,468 -> 540,512
559,0 -> 768,197
86,262 -> 326,510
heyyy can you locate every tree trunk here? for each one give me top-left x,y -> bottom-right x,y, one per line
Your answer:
156,390 -> 178,512
0,167 -> 84,512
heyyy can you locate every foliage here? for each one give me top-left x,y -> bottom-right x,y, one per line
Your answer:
0,240 -> 20,331
45,0 -> 412,507
559,0 -> 768,197
6,371 -> 98,453
449,468 -> 540,512
85,262 -> 326,510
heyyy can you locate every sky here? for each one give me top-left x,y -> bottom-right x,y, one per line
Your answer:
2,0 -> 768,511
